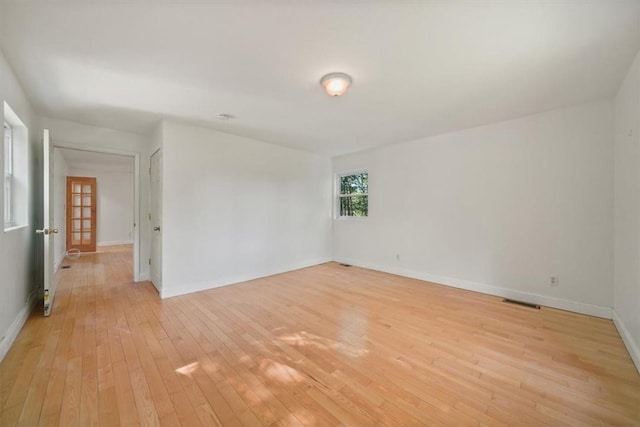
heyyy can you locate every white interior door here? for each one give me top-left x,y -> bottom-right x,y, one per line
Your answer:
37,129 -> 58,316
150,149 -> 162,293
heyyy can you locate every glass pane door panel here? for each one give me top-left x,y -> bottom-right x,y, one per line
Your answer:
67,176 -> 97,253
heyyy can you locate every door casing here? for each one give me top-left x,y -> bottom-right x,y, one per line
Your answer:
49,142 -> 142,282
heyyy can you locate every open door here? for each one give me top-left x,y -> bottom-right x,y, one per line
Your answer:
150,149 -> 162,293
36,129 -> 58,316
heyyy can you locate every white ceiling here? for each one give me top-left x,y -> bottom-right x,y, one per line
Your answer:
2,1 -> 640,156
58,148 -> 134,173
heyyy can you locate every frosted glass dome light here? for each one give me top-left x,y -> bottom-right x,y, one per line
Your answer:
320,72 -> 352,97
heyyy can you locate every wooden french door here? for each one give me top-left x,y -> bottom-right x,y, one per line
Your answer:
66,176 -> 97,252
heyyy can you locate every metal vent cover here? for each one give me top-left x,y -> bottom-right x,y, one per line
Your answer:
503,298 -> 541,310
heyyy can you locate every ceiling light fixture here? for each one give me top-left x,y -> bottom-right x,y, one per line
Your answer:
320,72 -> 352,97
216,113 -> 233,120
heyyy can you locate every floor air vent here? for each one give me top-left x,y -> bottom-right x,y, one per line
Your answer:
61,265 -> 71,269
339,263 -> 351,267
503,298 -> 541,310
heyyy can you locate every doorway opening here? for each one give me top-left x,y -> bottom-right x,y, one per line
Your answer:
52,145 -> 141,283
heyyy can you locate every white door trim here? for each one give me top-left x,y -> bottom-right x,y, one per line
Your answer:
51,142 -> 141,282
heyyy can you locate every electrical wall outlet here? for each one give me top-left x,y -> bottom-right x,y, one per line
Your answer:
396,253 -> 400,261
550,276 -> 558,286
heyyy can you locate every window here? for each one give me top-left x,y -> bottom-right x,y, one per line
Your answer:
4,101 -> 28,231
4,122 -> 13,227
338,171 -> 368,217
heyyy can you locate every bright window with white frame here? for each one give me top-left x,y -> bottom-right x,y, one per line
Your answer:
4,101 -> 28,231
337,171 -> 368,218
4,121 -> 13,227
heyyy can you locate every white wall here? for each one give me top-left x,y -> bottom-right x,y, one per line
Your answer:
614,49 -> 640,371
334,100 -> 614,318
52,147 -> 68,269
160,121 -> 332,298
67,166 -> 134,247
40,117 -> 151,280
0,49 -> 40,362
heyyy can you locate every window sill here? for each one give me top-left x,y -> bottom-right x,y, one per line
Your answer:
334,216 -> 368,221
4,224 -> 28,233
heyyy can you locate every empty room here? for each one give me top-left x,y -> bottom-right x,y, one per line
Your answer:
1,1 -> 639,426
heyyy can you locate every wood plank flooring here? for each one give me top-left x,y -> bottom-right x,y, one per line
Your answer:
1,245 -> 638,426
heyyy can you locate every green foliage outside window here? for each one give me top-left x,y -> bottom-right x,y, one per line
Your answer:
339,173 -> 368,217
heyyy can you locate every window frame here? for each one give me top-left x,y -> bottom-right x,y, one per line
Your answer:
4,101 -> 28,232
335,169 -> 369,219
4,121 -> 13,228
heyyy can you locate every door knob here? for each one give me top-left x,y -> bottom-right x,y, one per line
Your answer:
36,228 -> 58,235
153,226 -> 161,231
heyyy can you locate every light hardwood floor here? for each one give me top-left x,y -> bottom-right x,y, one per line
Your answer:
1,245 -> 638,426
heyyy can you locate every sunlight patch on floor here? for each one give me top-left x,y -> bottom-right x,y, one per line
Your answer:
175,361 -> 200,378
259,359 -> 304,384
278,330 -> 369,358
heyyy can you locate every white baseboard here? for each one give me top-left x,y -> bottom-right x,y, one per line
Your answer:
161,257 -> 332,299
612,309 -> 640,374
0,288 -> 39,363
97,240 -> 134,247
335,258 -> 613,319
54,255 -> 66,272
